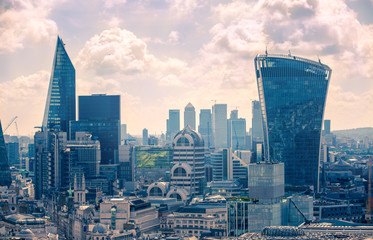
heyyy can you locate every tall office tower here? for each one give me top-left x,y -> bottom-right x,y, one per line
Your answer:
142,128 -> 148,145
184,103 -> 196,130
166,109 -> 180,141
42,36 -> 75,136
34,130 -> 67,198
6,142 -> 20,167
227,110 -> 246,150
211,148 -> 248,187
63,132 -> 101,186
227,162 -> 284,236
70,94 -> 120,165
0,121 -> 11,187
324,119 -> 331,135
212,104 -> 227,148
170,126 -> 205,199
198,109 -> 213,148
255,53 -> 331,188
251,100 -> 263,145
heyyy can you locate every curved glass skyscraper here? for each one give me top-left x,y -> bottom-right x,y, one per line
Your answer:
255,53 -> 331,188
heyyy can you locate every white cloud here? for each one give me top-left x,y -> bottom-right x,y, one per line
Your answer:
166,0 -> 202,18
0,0 -> 58,53
0,71 -> 49,135
199,0 -> 373,130
76,27 -> 187,77
168,31 -> 179,44
103,0 -> 126,9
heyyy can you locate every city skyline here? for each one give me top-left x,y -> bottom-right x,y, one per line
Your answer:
1,0 -> 373,136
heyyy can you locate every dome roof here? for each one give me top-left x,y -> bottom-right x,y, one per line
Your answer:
173,126 -> 204,147
92,223 -> 107,233
17,229 -> 35,239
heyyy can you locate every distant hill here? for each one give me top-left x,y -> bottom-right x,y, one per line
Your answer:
333,127 -> 373,140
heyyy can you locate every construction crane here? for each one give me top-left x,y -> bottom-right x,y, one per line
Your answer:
3,116 -> 18,133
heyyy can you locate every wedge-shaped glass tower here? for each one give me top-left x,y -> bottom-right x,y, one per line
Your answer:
42,36 -> 75,136
0,121 -> 12,187
255,53 -> 331,189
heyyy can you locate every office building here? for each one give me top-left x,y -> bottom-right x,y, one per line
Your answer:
227,110 -> 246,150
198,109 -> 213,148
184,102 -> 196,130
6,142 -> 20,167
142,128 -> 148,145
251,100 -> 263,144
116,144 -> 135,188
211,148 -> 248,187
64,132 -> 101,186
212,104 -> 227,148
0,121 -> 11,187
227,163 -> 284,236
164,203 -> 226,237
34,131 -> 66,198
121,124 -> 127,142
255,53 -> 331,188
324,119 -> 331,135
167,126 -> 205,200
166,109 -> 180,141
42,36 -> 75,136
70,94 -> 120,165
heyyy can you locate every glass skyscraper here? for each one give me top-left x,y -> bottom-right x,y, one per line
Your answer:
166,109 -> 180,141
70,94 -> 121,165
184,102 -> 196,130
0,121 -> 12,187
212,104 -> 227,148
198,109 -> 213,148
255,53 -> 331,188
42,36 -> 75,136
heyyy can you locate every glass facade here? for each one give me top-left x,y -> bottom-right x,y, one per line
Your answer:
0,121 -> 12,187
71,94 -> 121,165
42,36 -> 75,136
184,103 -> 196,130
255,54 -> 331,188
198,109 -> 213,148
167,109 -> 180,140
212,104 -> 227,148
79,95 -> 120,122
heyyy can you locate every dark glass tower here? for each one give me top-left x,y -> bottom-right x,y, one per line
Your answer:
70,94 -> 120,165
0,121 -> 12,187
255,53 -> 331,188
42,36 -> 75,136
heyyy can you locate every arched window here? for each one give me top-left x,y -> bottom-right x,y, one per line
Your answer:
169,193 -> 182,201
176,137 -> 190,146
149,187 -> 163,196
173,167 -> 187,177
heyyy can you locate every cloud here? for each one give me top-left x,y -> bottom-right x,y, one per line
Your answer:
0,71 -> 49,135
75,27 -> 187,77
0,0 -> 58,53
103,0 -> 126,9
198,0 -> 373,130
166,0 -> 202,18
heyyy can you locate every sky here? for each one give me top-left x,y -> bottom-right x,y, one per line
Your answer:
0,0 -> 372,137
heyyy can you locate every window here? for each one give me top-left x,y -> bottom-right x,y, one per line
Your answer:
177,137 -> 190,146
173,167 -> 187,177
